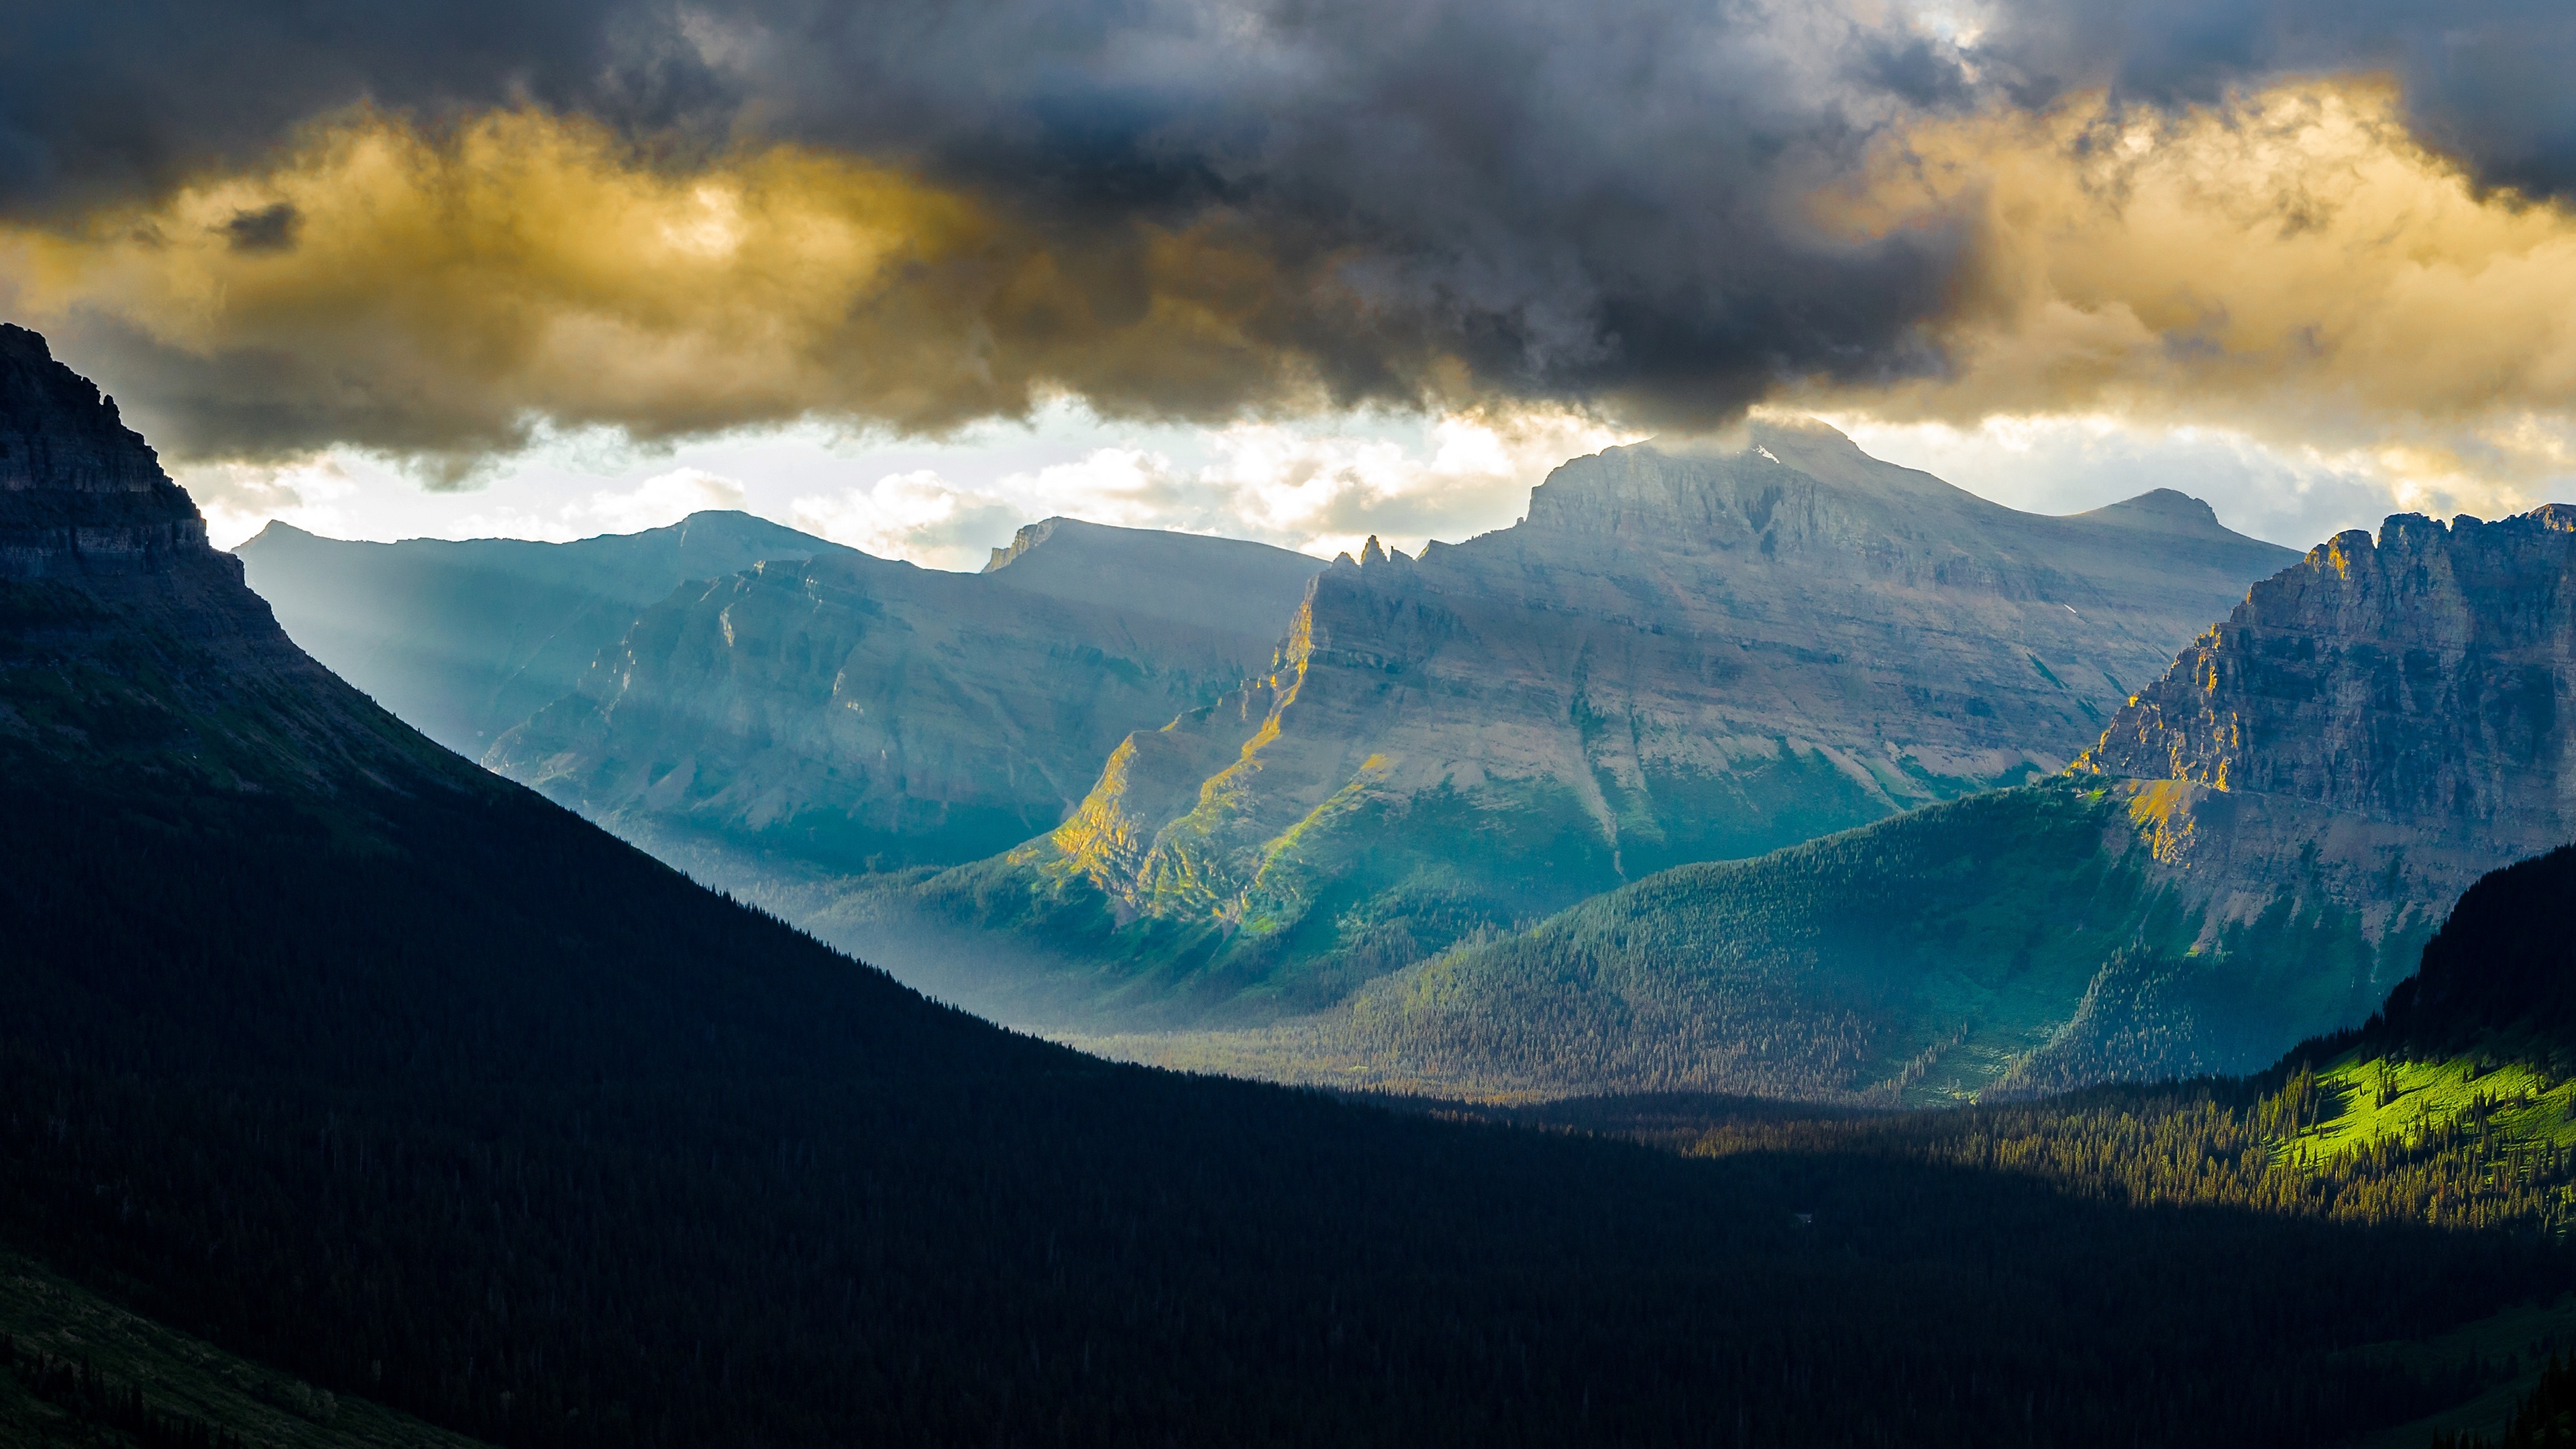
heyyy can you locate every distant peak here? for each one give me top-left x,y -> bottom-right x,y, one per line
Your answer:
984,518 -> 1065,573
2073,489 -> 2227,535
1746,415 -> 1862,455
239,519 -> 319,547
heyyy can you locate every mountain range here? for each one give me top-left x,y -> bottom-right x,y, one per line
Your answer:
244,511 -> 1323,873
1106,505 -> 2576,1101
871,419 -> 2296,1025
235,513 -> 841,757
13,319 -> 2546,1448
490,515 -> 1322,871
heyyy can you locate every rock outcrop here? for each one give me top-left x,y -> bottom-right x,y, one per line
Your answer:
2078,507 -> 2576,901
0,324 -> 212,581
982,516 -> 1328,641
488,521 -> 1324,873
900,421 -> 2296,1027
0,323 -> 459,799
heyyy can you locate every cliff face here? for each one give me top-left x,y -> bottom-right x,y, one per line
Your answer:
905,421 -> 2296,1028
488,522 -> 1322,873
983,516 -> 1327,640
238,513 -> 839,756
0,323 -> 214,581
2068,507 -> 2576,964
0,324 -> 469,802
2083,508 -> 2576,857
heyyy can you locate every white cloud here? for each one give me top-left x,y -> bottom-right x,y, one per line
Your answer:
441,466 -> 751,543
1821,412 -> 2563,550
790,470 -> 1029,570
178,456 -> 361,549
577,467 -> 749,533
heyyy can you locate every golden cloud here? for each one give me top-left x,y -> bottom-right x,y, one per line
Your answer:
1813,77 -> 2576,500
0,109 -> 1361,474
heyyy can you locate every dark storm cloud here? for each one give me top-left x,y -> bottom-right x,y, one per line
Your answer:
26,0 -> 2576,468
1978,1 -> 2576,200
0,1 -> 665,217
0,0 -> 1995,445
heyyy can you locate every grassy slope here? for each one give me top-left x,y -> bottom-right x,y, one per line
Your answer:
2291,1048 -> 2576,1447
0,1253 -> 487,1449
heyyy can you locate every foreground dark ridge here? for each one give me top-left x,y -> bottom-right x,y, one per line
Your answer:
0,321 -> 2559,1447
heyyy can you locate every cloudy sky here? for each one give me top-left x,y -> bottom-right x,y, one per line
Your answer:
9,1 -> 2576,564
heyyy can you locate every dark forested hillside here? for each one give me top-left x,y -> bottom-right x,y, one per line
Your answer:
1,763 -> 2561,1449
2372,844 -> 2576,1061
0,319 -> 2567,1448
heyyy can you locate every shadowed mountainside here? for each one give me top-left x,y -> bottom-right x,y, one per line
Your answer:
877,420 -> 2294,1027
236,513 -> 841,757
487,518 -> 1323,872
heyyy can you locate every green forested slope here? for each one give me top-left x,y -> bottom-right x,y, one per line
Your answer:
1101,782 -> 2421,1101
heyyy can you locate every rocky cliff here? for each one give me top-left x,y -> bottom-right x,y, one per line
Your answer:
238,513 -> 839,756
983,516 -> 1328,640
898,420 -> 2296,1027
1,323 -> 216,581
488,521 -> 1324,873
0,323 -> 460,800
2077,507 -> 2576,920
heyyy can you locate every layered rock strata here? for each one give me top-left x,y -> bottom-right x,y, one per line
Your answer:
2075,505 -> 2576,934
0,323 -> 455,798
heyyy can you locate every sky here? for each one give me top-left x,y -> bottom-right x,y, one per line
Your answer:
11,1 -> 2576,567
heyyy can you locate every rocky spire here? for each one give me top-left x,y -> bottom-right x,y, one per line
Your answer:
0,323 -> 211,579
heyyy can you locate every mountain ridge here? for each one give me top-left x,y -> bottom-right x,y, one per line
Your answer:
880,419 -> 2299,1028
237,511 -> 842,756
1081,503 -> 2576,1098
486,519 -> 1322,873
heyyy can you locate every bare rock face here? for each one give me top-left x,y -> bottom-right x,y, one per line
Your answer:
488,523 -> 1324,873
0,323 -> 213,580
2078,506 -> 2576,929
982,517 -> 1327,641
910,421 -> 2296,1027
0,323 -> 462,798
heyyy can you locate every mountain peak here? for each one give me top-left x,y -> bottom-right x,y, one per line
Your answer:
2080,502 -> 2576,843
984,517 -> 1063,572
2,323 -> 212,580
2073,488 -> 2228,535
